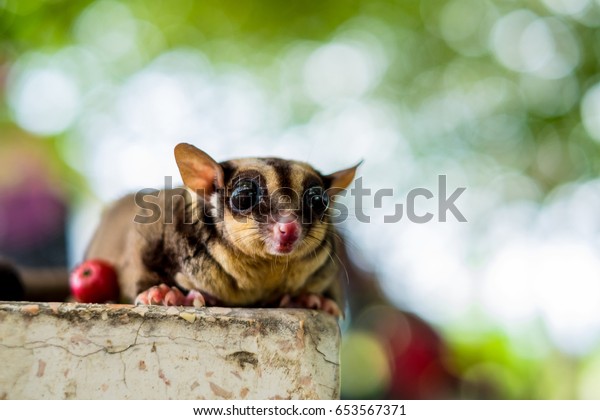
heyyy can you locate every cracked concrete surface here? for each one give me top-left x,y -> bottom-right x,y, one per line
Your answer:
0,302 -> 340,399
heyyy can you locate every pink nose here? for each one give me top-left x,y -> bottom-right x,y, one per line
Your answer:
274,222 -> 300,243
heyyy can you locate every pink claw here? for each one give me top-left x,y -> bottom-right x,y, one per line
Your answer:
321,298 -> 342,318
279,293 -> 342,318
135,284 -> 207,307
184,290 -> 206,308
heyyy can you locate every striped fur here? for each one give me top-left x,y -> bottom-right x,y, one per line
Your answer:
86,144 -> 357,309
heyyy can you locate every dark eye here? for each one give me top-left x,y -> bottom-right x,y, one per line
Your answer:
304,186 -> 329,214
231,179 -> 261,212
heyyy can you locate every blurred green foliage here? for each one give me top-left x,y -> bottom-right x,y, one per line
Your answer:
3,0 -> 600,188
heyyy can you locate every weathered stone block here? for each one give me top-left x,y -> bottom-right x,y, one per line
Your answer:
0,302 -> 340,399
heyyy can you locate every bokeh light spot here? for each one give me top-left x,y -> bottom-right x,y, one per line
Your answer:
303,41 -> 381,106
491,10 -> 538,73
581,82 -> 600,143
440,0 -> 497,56
341,331 -> 391,398
542,0 -> 591,16
492,12 -> 579,78
8,67 -> 81,136
74,0 -> 138,62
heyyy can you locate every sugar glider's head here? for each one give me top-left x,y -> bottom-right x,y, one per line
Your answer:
174,143 -> 359,259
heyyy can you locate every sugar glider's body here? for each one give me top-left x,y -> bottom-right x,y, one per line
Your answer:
86,144 -> 359,315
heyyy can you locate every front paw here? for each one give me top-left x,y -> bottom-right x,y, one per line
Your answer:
279,293 -> 342,318
135,284 -> 206,308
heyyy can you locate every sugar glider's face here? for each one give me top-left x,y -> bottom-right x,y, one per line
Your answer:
174,143 -> 359,260
218,158 -> 332,258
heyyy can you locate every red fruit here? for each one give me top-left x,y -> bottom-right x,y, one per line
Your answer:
69,259 -> 119,303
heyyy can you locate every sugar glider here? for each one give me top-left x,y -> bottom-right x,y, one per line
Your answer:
85,143 -> 359,316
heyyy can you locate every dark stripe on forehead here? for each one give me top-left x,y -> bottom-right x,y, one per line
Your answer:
221,158 -> 323,191
262,158 -> 291,190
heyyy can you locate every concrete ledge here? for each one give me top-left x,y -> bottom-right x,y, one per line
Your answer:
0,302 -> 340,399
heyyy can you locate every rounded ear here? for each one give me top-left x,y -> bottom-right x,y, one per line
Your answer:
324,160 -> 363,196
174,143 -> 224,195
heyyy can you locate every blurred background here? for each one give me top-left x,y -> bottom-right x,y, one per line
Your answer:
1,0 -> 600,399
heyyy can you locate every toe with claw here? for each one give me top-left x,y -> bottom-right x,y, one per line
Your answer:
279,293 -> 343,318
135,284 -> 207,307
